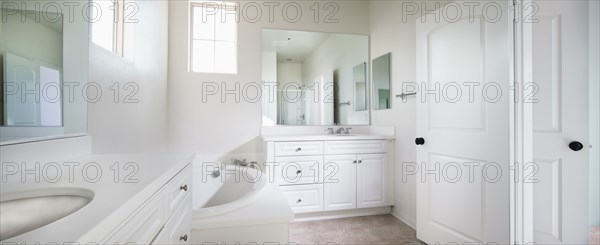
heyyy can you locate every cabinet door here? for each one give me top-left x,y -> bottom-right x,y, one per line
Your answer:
324,155 -> 357,211
357,154 -> 387,208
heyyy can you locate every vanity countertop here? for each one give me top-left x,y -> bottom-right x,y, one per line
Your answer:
261,134 -> 395,142
1,152 -> 195,244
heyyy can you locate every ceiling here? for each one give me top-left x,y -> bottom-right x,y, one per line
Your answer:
262,29 -> 331,63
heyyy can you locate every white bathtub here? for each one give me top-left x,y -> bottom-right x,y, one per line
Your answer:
193,165 -> 268,218
191,163 -> 293,244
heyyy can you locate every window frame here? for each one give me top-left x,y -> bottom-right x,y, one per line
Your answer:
91,0 -> 135,62
189,1 -> 238,74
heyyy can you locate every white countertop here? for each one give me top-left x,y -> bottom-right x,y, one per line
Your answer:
261,134 -> 395,142
1,153 -> 194,244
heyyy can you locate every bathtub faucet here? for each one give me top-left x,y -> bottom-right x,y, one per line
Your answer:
231,158 -> 249,166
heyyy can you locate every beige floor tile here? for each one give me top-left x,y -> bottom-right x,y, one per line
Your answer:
289,215 -> 420,245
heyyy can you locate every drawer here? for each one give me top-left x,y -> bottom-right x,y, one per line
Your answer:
280,184 -> 324,213
324,140 -> 387,155
167,164 -> 192,215
275,156 -> 323,185
106,187 -> 167,244
275,141 -> 323,156
154,194 -> 192,245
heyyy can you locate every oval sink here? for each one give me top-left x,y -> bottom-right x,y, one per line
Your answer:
0,188 -> 93,241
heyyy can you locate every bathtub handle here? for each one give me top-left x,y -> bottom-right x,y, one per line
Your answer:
180,234 -> 188,242
295,147 -> 302,152
296,199 -> 302,203
180,185 -> 188,192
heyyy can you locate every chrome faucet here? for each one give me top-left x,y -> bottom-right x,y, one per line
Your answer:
231,158 -> 249,166
326,128 -> 335,134
335,127 -> 352,134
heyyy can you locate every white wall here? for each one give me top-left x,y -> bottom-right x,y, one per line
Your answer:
88,0 -> 169,153
277,63 -> 302,86
168,1 -> 370,155
369,0 -> 418,228
261,51 -> 277,126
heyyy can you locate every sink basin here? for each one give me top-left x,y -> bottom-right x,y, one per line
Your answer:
0,188 -> 93,241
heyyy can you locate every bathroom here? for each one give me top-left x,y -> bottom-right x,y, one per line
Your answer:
1,0 -> 599,244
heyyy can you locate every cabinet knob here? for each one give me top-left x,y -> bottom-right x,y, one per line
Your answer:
296,199 -> 302,203
569,141 -> 584,151
353,160 -> 357,164
296,170 -> 302,175
295,147 -> 302,152
180,234 -> 188,242
358,160 -> 362,164
180,185 -> 188,192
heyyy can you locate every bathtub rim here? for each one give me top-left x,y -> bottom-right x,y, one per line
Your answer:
193,166 -> 271,218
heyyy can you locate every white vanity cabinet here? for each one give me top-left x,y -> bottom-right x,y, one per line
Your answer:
324,140 -> 389,211
104,164 -> 192,245
265,137 -> 393,216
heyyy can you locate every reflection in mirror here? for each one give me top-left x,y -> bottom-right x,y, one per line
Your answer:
1,9 -> 63,126
262,29 -> 369,126
372,53 -> 391,110
353,62 -> 367,111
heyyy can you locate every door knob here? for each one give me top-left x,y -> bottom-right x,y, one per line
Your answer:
569,141 -> 584,151
415,137 -> 425,145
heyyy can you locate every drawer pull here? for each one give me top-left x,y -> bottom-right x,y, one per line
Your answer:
296,170 -> 302,175
180,234 -> 188,242
180,185 -> 188,192
295,147 -> 302,152
353,160 -> 357,164
358,160 -> 362,164
296,199 -> 302,203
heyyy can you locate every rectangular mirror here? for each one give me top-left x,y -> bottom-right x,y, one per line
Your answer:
372,53 -> 391,110
0,3 -> 89,143
262,29 -> 369,126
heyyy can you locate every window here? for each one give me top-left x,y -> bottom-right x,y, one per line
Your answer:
91,0 -> 136,61
190,2 -> 237,74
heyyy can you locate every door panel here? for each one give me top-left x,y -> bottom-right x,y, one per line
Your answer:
532,1 -> 589,244
324,155 -> 357,211
416,1 -> 510,244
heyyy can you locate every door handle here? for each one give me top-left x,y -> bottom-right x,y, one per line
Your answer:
569,141 -> 584,151
415,137 -> 425,145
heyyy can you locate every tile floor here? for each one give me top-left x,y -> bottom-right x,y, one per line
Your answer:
289,215 -> 425,245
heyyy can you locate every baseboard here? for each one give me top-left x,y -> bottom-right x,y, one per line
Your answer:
293,206 -> 392,222
391,210 -> 416,230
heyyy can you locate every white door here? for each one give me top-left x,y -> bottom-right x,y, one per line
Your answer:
324,155 -> 357,211
531,1 -> 590,243
416,1 -> 510,244
4,53 -> 40,126
357,154 -> 387,208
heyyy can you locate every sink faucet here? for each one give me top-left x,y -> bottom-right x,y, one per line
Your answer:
326,128 -> 334,134
335,127 -> 352,134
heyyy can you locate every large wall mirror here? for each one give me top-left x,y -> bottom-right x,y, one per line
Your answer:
261,29 -> 369,126
372,53 -> 391,110
0,2 -> 89,143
